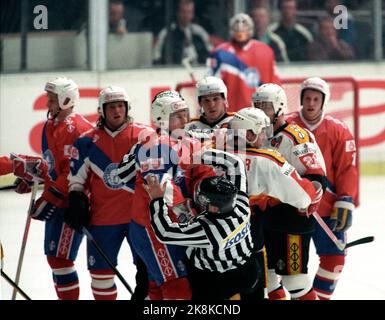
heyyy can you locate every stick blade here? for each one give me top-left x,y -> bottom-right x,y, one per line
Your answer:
346,236 -> 375,249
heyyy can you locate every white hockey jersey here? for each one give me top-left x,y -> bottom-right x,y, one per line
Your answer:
266,123 -> 326,177
231,148 -> 317,211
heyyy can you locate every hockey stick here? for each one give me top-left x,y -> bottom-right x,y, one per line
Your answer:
182,57 -> 196,82
1,270 -> 31,300
312,211 -> 374,250
11,181 -> 38,300
82,227 -> 134,295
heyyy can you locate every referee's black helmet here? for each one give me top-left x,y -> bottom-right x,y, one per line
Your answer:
195,176 -> 238,213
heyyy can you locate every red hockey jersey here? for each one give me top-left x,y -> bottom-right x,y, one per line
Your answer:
208,40 -> 281,112
286,111 -> 358,216
130,134 -> 215,228
41,113 -> 93,201
69,122 -> 153,225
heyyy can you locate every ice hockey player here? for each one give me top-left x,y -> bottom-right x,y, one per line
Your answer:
226,107 -> 323,299
252,83 -> 327,300
64,85 -> 152,300
207,13 -> 281,112
286,77 -> 358,300
185,76 -> 233,136
11,77 -> 93,300
117,90 -> 215,299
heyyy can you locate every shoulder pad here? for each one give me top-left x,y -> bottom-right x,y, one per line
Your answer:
246,148 -> 286,165
283,124 -> 310,144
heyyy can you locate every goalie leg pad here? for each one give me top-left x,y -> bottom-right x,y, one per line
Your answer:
90,270 -> 117,300
313,255 -> 345,300
47,256 -> 79,300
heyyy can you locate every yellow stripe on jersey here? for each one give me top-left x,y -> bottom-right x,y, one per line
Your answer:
288,234 -> 302,275
246,147 -> 286,165
283,124 -> 310,144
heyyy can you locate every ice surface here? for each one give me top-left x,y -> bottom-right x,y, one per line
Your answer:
1,176 -> 384,300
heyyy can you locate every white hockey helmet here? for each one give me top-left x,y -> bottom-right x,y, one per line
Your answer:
44,77 -> 79,110
196,76 -> 227,100
252,83 -> 288,116
230,107 -> 271,137
98,85 -> 131,118
151,90 -> 189,128
229,13 -> 254,40
300,77 -> 330,108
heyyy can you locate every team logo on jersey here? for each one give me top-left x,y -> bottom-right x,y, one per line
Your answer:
270,136 -> 283,148
346,139 -> 356,152
65,117 -> 75,133
43,149 -> 55,173
103,163 -> 124,189
244,67 -> 260,88
223,218 -> 251,250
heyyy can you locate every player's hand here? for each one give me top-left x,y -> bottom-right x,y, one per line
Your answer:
299,181 -> 323,217
331,196 -> 354,232
11,153 -> 49,183
30,197 -> 56,221
14,178 -> 32,194
64,191 -> 90,233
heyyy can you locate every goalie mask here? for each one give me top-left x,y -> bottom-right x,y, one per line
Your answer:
151,90 -> 189,129
45,77 -> 79,111
229,13 -> 254,43
300,77 -> 330,109
252,83 -> 288,122
98,85 -> 131,118
194,176 -> 238,214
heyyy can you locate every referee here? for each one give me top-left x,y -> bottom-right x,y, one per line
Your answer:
146,174 -> 261,300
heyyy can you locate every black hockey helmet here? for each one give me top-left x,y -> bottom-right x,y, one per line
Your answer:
195,176 -> 238,214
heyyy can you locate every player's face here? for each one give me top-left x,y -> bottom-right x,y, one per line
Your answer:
169,109 -> 190,132
302,89 -> 323,121
254,101 -> 275,123
104,101 -> 127,130
46,91 -> 60,116
200,93 -> 227,124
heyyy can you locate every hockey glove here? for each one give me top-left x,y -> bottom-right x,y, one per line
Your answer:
11,153 -> 49,183
14,178 -> 32,194
64,191 -> 90,233
30,186 -> 66,221
299,181 -> 323,217
330,196 -> 354,232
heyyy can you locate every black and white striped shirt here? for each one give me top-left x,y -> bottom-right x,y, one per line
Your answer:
150,192 -> 253,273
150,148 -> 253,273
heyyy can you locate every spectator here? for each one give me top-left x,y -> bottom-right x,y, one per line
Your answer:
109,0 -> 127,34
308,16 -> 355,61
153,0 -> 212,65
208,13 -> 281,113
269,0 -> 314,61
250,6 -> 289,62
